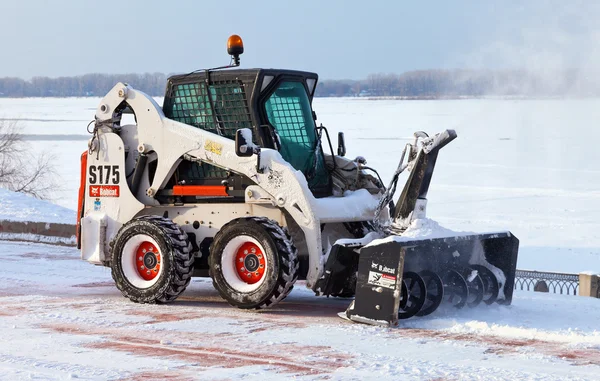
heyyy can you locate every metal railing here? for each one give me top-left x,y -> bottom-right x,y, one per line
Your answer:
514,270 -> 579,295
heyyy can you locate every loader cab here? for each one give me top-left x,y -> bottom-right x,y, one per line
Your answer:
162,69 -> 332,198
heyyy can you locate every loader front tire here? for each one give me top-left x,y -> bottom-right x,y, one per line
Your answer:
209,217 -> 299,309
110,215 -> 194,304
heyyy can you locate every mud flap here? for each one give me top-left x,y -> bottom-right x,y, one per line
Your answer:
345,241 -> 405,327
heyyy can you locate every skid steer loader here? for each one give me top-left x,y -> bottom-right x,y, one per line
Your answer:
77,35 -> 519,325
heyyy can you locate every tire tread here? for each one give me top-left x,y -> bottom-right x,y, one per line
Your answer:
110,215 -> 194,304
209,216 -> 299,310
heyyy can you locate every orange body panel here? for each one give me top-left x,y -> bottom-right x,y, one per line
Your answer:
172,185 -> 228,197
76,151 -> 88,249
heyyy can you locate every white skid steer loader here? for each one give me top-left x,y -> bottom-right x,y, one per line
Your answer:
77,35 -> 519,325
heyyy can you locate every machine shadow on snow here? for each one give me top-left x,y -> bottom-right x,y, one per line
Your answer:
175,280 -> 352,319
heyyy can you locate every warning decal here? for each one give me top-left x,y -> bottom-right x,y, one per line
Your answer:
367,271 -> 396,289
205,140 -> 223,155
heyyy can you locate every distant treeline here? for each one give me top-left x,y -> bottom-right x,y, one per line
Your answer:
0,69 -> 597,98
0,73 -> 170,97
315,69 -> 599,98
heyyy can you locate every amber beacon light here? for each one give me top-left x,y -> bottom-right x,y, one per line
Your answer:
227,35 -> 244,66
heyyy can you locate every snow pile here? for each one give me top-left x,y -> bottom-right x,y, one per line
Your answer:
313,189 -> 380,221
400,217 -> 472,240
0,188 -> 76,224
365,218 -> 473,248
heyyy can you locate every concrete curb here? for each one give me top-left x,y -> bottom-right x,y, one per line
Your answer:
0,220 -> 77,247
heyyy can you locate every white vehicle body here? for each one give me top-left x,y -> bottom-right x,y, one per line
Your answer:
79,83 -> 382,289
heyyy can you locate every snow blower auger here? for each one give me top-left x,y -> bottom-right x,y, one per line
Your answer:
76,35 -> 518,321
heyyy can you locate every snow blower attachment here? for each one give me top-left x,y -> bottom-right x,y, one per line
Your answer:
321,130 -> 520,326
77,34 -> 518,324
343,232 -> 519,326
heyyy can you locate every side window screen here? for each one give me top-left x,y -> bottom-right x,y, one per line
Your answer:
166,83 -> 216,132
264,81 -> 317,172
164,81 -> 252,140
209,83 -> 253,138
163,80 -> 253,180
264,81 -> 331,196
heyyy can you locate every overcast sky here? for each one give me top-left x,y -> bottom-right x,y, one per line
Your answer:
0,0 -> 597,79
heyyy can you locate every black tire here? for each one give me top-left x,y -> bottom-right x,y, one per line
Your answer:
209,217 -> 299,309
110,215 -> 194,304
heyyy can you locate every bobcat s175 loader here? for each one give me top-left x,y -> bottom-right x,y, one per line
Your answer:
77,35 -> 519,326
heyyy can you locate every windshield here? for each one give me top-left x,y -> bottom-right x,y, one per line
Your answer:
264,81 -> 331,196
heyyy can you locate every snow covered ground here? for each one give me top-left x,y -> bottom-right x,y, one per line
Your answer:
0,240 -> 599,381
0,188 -> 75,224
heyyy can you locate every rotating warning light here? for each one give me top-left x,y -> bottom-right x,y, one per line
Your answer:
227,35 -> 244,57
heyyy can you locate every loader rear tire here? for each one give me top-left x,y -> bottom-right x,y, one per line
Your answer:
209,217 -> 299,309
110,215 -> 194,304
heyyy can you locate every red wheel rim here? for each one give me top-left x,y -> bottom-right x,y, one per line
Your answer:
135,241 -> 161,281
235,242 -> 266,284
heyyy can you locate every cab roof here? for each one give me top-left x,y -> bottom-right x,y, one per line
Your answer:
167,68 -> 318,86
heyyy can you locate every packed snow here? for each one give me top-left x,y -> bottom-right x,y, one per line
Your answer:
314,188 -> 380,221
365,218 -> 476,248
0,241 -> 599,380
400,217 -> 470,239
